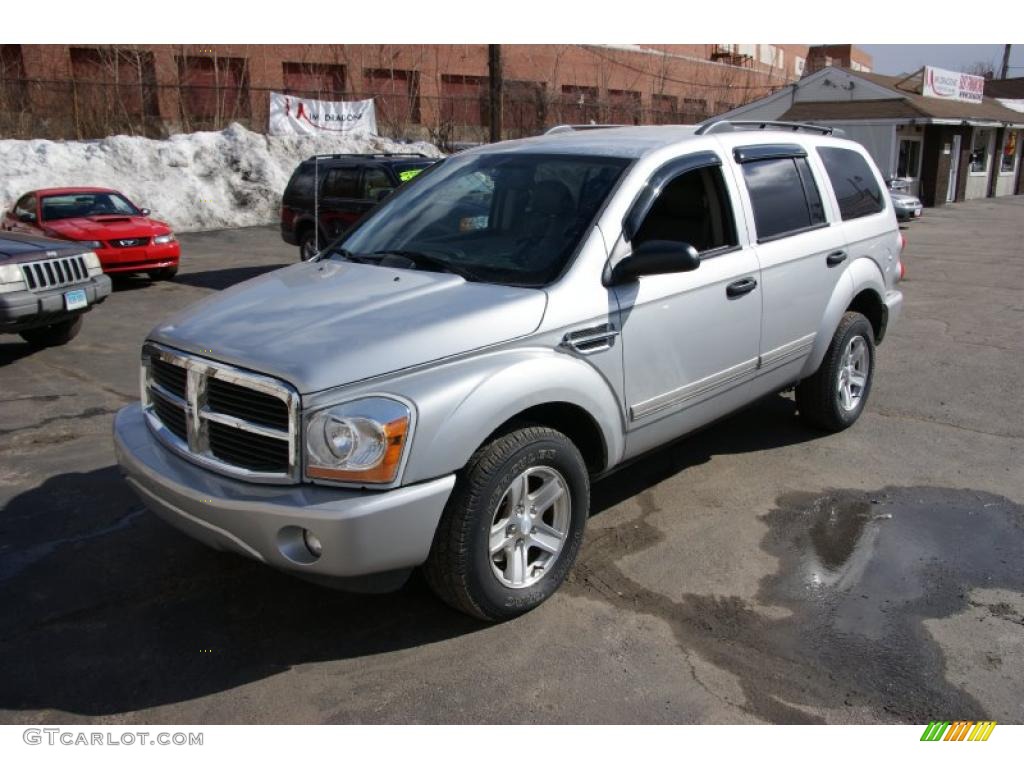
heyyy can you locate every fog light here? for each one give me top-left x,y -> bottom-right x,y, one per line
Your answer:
302,529 -> 323,558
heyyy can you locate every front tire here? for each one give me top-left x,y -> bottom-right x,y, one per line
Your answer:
19,315 -> 83,347
424,426 -> 589,621
796,311 -> 875,432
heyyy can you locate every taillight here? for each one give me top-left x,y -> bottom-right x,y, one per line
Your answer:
899,261 -> 906,281
899,232 -> 906,251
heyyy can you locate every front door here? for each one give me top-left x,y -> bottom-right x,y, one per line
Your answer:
614,159 -> 762,449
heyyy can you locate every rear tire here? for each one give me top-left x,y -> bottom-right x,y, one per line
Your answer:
796,311 -> 875,432
147,266 -> 178,281
19,315 -> 83,347
424,426 -> 589,621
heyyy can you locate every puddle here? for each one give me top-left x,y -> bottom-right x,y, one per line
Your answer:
570,485 -> 1024,723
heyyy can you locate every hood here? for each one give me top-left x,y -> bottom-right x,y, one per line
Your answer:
44,216 -> 171,241
0,232 -> 84,264
149,260 -> 548,394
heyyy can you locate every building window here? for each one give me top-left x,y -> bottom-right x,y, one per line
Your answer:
440,74 -> 488,127
969,128 -> 995,174
897,138 -> 922,179
0,44 -> 28,113
363,68 -> 420,126
559,85 -> 598,124
503,80 -> 546,137
1000,130 -> 1019,174
177,55 -> 251,125
794,56 -> 805,77
651,93 -> 677,124
282,62 -> 346,100
681,97 -> 708,122
606,89 -> 641,124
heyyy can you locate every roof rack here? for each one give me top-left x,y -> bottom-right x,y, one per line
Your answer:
307,152 -> 430,160
695,120 -> 836,136
544,124 -> 628,135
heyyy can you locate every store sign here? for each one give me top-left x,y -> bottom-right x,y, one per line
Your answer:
922,66 -> 984,104
269,93 -> 377,136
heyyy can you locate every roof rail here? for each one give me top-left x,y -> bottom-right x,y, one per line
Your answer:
695,120 -> 836,136
308,152 -> 430,160
544,124 -> 628,135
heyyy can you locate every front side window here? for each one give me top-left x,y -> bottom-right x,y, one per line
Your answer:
633,166 -> 737,254
332,152 -> 629,286
817,147 -> 885,221
741,156 -> 827,241
40,192 -> 140,221
14,193 -> 36,219
362,168 -> 393,198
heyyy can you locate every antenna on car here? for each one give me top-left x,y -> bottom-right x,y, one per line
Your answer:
313,156 -> 320,258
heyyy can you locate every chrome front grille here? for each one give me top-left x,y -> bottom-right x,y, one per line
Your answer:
141,343 -> 299,483
21,255 -> 90,292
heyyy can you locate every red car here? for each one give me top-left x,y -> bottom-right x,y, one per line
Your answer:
1,187 -> 180,280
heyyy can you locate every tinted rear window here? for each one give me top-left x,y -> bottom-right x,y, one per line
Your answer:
817,147 -> 885,220
741,156 -> 826,241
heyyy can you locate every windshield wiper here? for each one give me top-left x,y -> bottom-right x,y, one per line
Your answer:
365,250 -> 481,281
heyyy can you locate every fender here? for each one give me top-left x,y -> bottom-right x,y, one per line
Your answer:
398,349 -> 626,484
801,257 -> 886,378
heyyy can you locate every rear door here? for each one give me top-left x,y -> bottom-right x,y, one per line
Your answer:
731,143 -> 846,378
319,165 -> 364,238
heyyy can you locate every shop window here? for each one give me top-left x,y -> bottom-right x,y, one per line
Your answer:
817,147 -> 884,221
1000,131 -> 1019,174
896,138 -> 922,179
741,155 -> 827,241
969,128 -> 994,174
282,62 -> 346,100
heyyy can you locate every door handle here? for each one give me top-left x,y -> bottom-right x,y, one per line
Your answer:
726,277 -> 757,298
826,250 -> 848,267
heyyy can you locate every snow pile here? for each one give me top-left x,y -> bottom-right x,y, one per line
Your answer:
0,124 -> 442,232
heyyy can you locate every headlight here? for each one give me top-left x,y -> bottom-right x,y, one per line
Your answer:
79,240 -> 103,249
154,233 -> 176,244
305,397 -> 412,484
81,251 -> 103,275
0,263 -> 27,294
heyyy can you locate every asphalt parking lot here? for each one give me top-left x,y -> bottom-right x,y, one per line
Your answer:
1,199 -> 1022,725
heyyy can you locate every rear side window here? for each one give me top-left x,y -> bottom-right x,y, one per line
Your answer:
323,167 -> 360,198
817,147 -> 885,220
741,156 -> 827,242
285,167 -> 315,201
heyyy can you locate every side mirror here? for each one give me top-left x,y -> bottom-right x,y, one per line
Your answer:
140,208 -> 151,216
609,240 -> 701,284
17,211 -> 36,223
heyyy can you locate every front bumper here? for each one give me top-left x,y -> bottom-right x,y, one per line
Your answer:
98,241 -> 180,273
113,403 -> 455,583
0,275 -> 111,331
894,205 -> 923,221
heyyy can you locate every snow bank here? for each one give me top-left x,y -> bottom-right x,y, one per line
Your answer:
0,124 -> 442,232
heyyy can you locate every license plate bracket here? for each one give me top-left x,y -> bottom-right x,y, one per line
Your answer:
64,288 -> 88,311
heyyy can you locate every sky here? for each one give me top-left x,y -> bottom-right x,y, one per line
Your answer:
861,44 -> 1024,77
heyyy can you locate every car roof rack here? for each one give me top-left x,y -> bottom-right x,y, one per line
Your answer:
307,152 -> 430,160
545,124 -> 628,135
695,120 -> 837,136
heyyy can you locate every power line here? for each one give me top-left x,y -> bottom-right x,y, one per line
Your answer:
578,45 -> 793,92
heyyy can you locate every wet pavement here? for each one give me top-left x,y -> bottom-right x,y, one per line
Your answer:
1,198 -> 1023,723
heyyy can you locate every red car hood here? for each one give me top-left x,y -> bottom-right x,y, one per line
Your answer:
44,216 -> 171,241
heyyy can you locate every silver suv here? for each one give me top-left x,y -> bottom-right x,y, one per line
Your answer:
114,122 -> 904,620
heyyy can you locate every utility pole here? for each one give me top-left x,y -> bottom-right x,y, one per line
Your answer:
999,44 -> 1012,80
488,44 -> 503,143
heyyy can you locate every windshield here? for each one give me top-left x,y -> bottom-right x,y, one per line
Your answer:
41,192 -> 141,221
332,152 -> 630,286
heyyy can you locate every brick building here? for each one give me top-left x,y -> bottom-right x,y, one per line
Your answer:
0,44 -> 871,143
